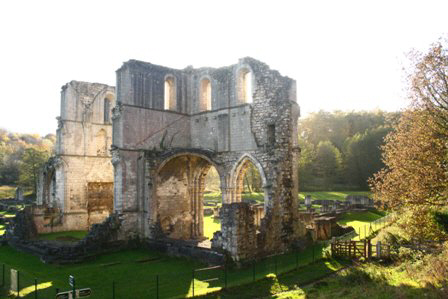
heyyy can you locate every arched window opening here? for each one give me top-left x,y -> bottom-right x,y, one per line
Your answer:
234,158 -> 265,229
155,155 -> 221,244
238,69 -> 253,104
200,78 -> 212,111
164,76 -> 176,110
104,98 -> 111,123
203,166 -> 221,239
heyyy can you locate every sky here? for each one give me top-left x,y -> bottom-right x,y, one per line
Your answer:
0,0 -> 447,135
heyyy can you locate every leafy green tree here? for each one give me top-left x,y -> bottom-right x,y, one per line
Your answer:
298,138 -> 316,190
314,141 -> 342,190
344,126 -> 391,189
19,146 -> 50,194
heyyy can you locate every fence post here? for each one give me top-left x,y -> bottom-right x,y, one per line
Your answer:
295,250 -> 299,270
364,225 -> 366,239
35,279 -> 38,299
358,227 -> 361,240
224,266 -> 227,289
252,261 -> 255,282
192,270 -> 195,297
17,270 -> 20,298
156,275 -> 159,299
274,255 -> 278,276
72,277 -> 75,299
112,280 -> 115,299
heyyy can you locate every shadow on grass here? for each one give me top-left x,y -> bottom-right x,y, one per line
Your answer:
276,265 -> 448,299
198,259 -> 349,299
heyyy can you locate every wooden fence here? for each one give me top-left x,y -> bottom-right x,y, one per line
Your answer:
331,240 -> 391,259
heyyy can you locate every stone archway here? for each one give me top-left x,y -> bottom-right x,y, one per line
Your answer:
154,154 -> 220,240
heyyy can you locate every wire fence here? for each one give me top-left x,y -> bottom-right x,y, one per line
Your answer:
0,214 -> 394,298
319,213 -> 394,252
0,243 -> 330,299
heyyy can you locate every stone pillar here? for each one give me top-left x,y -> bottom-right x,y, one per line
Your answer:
212,202 -> 257,261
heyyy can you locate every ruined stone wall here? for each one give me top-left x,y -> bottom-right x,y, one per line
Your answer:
113,58 -> 306,261
35,81 -> 115,233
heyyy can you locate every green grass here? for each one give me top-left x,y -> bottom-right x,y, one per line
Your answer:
204,215 -> 221,240
0,185 -> 15,198
337,210 -> 386,240
298,191 -> 372,202
0,211 -> 16,218
0,224 -> 4,236
205,191 -> 372,205
200,259 -> 350,298
0,242 -> 334,298
38,230 -> 88,242
269,262 -> 444,299
0,246 -> 205,298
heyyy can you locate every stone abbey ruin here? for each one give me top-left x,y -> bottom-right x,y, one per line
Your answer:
24,57 -> 308,262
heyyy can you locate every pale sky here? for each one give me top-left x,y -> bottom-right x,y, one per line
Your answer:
0,0 -> 447,135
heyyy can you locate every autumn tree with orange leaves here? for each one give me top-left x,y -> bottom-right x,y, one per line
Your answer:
371,40 -> 448,240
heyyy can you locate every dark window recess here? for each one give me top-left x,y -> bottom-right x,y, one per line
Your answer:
104,99 -> 111,123
267,124 -> 275,145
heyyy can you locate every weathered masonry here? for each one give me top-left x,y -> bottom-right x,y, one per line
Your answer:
112,58 -> 306,260
35,81 -> 115,233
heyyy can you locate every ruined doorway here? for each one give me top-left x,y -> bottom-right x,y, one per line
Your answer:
155,154 -> 220,241
87,182 -> 114,227
233,156 -> 267,230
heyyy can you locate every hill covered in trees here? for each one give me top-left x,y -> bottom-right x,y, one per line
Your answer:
0,129 -> 55,195
298,110 -> 400,191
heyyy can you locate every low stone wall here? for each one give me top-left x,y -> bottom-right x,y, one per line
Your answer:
144,238 -> 226,265
6,210 -> 125,264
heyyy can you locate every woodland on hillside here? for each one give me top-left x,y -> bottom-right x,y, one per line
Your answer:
0,129 -> 55,195
298,110 -> 399,191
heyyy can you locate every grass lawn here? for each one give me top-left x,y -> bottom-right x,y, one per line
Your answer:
269,262 -> 443,299
298,191 -> 372,202
0,242 -> 333,298
38,230 -> 88,242
205,191 -> 372,205
0,211 -> 16,218
204,215 -> 221,240
0,185 -> 15,198
199,259 -> 350,298
337,210 -> 386,240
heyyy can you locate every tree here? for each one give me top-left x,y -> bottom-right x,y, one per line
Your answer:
371,40 -> 448,240
344,126 -> 391,189
19,146 -> 50,195
314,141 -> 342,190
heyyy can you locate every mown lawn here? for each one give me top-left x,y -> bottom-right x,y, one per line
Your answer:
205,191 -> 372,205
38,230 -> 88,242
337,210 -> 386,240
298,191 -> 372,202
0,185 -> 15,198
0,242 -> 334,298
204,215 -> 221,240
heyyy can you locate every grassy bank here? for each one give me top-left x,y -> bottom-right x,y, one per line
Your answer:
270,262 -> 445,299
0,185 -> 15,198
